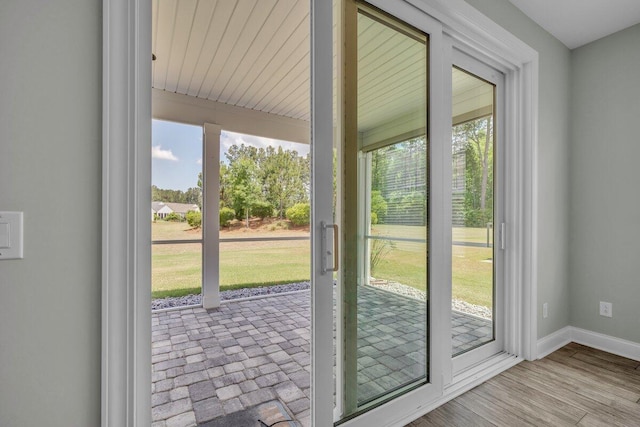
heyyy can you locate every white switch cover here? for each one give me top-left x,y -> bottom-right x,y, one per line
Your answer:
0,212 -> 23,259
0,223 -> 9,248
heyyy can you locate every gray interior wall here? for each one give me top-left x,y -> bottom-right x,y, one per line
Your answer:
0,1 -> 102,426
569,24 -> 640,343
463,0 -> 572,338
1,0 -> 633,423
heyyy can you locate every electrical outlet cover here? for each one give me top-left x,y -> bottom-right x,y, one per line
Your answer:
599,301 -> 612,318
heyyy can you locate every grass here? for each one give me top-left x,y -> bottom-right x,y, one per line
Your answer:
152,221 -> 493,308
152,220 -> 201,241
370,224 -> 493,307
151,221 -> 310,298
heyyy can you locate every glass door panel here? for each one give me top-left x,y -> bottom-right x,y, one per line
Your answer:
451,66 -> 497,357
361,139 -> 428,405
341,1 -> 428,418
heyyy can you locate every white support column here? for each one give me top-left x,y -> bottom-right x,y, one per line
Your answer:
202,123 -> 221,309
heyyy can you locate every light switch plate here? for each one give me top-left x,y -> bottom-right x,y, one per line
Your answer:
0,212 -> 23,259
0,223 -> 9,248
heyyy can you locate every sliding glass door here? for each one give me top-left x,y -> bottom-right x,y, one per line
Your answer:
313,1 -> 507,424
339,0 -> 432,421
450,52 -> 504,373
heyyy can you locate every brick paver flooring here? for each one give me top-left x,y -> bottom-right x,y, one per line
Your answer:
151,287 -> 490,426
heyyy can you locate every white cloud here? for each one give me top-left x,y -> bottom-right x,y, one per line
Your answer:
152,145 -> 179,161
196,158 -> 202,165
220,131 -> 310,159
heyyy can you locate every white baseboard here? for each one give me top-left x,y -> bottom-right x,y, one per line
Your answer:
537,326 -> 640,362
536,326 -> 572,359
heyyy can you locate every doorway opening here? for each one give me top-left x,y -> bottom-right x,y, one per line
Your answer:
149,1 -> 313,425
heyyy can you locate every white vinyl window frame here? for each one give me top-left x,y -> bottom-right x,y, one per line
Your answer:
102,0 -> 538,425
447,48 -> 506,378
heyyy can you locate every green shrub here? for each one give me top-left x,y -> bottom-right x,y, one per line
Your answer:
370,238 -> 395,275
464,208 -> 492,228
252,201 -> 273,219
370,212 -> 378,225
286,203 -> 310,226
186,210 -> 201,228
164,212 -> 183,222
220,207 -> 235,227
370,190 -> 388,223
234,207 -> 247,221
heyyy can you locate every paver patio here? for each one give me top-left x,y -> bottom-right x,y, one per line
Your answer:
151,287 -> 491,426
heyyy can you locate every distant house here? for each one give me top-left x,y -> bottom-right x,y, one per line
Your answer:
152,201 -> 200,220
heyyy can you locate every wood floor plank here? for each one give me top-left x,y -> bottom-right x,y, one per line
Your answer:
407,344 -> 640,427
519,359 -> 640,420
454,386 -> 538,427
437,400 -> 497,427
488,374 -> 586,423
572,351 -> 640,377
534,356 -> 640,402
545,350 -> 640,394
410,400 -> 496,427
519,358 -> 638,405
577,413 -> 621,427
567,343 -> 640,370
506,364 -> 640,427
548,345 -> 579,359
472,381 -> 575,426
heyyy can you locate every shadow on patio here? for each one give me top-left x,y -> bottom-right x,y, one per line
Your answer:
151,287 -> 490,427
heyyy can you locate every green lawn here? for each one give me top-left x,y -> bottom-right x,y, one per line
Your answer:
152,220 -> 201,240
151,221 -> 310,298
370,224 -> 493,307
152,221 -> 493,308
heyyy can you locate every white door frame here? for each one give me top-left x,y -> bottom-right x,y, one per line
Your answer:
102,0 -> 152,425
448,48 -> 506,377
310,0 -> 336,425
403,0 -> 540,362
101,0 -> 538,425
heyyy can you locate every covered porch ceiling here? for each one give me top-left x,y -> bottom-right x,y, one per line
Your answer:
151,0 -> 492,145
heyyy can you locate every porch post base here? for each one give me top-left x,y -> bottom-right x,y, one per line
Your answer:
202,293 -> 220,310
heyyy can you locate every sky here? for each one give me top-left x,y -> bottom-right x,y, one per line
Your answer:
152,119 -> 310,191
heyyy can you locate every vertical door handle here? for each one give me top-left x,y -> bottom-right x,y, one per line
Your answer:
321,221 -> 339,274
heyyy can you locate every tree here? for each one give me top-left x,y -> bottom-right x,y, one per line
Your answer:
218,164 -> 233,209
262,146 -> 309,218
183,187 -> 201,207
220,143 -> 310,222
452,116 -> 494,226
152,185 -> 188,203
229,156 -> 261,227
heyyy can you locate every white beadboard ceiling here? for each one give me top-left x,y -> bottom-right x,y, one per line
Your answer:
152,0 -> 311,121
452,68 -> 493,122
152,0 -> 492,137
357,11 -> 427,136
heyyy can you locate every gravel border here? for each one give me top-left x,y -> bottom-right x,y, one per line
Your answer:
151,281 -> 311,311
368,280 -> 492,320
152,279 -> 492,320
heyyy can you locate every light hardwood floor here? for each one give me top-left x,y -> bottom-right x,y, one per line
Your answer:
407,343 -> 640,426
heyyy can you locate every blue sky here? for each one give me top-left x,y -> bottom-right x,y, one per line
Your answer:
152,119 -> 310,191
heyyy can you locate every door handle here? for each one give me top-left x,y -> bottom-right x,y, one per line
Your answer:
321,221 -> 339,274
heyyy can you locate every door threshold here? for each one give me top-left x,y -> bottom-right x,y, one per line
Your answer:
447,352 -> 521,397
